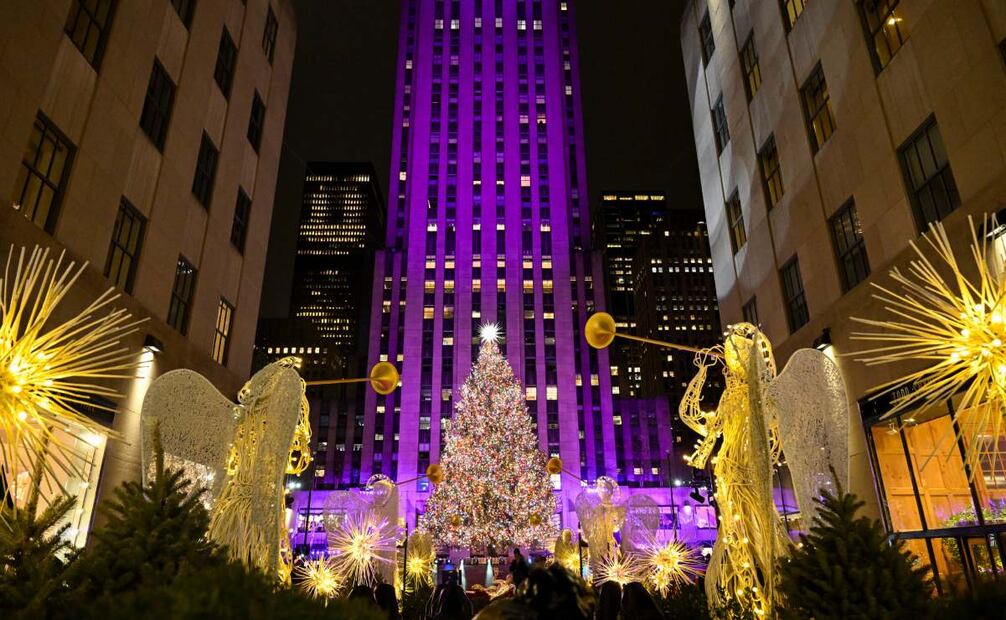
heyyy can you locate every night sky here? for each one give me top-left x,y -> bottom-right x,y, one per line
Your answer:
261,0 -> 697,318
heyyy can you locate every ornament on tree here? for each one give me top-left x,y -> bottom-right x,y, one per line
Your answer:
420,326 -> 557,548
426,463 -> 444,485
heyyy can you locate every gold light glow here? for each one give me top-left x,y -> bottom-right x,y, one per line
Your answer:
595,551 -> 646,587
329,512 -> 398,586
853,217 -> 1006,479
0,245 -> 141,506
646,540 -> 704,596
296,557 -> 341,600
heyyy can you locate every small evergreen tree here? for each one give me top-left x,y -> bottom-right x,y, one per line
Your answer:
66,424 -> 224,598
778,484 -> 932,619
0,487 -> 76,617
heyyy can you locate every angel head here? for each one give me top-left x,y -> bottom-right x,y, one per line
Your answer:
723,322 -> 775,379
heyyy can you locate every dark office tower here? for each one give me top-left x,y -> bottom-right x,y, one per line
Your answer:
634,210 -> 721,479
291,163 -> 386,361
596,191 -> 669,397
359,0 -> 617,529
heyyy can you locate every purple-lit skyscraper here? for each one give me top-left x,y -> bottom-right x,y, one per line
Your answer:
362,0 -> 617,529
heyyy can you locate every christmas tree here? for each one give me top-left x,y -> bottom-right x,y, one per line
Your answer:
421,324 -> 557,549
778,483 -> 932,619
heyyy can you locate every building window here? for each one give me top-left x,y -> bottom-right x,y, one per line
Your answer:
211,298 -> 234,365
725,191 -> 745,254
139,59 -> 176,151
104,198 -> 145,293
899,117 -> 959,231
247,92 -> 266,152
711,95 -> 729,155
758,135 -> 784,209
12,115 -> 75,232
167,257 -> 197,334
64,0 -> 116,69
214,28 -> 238,98
698,12 -> 715,65
740,34 -> 761,100
742,297 -> 759,326
170,0 -> 195,28
780,0 -> 808,31
231,188 -> 251,252
830,200 -> 870,292
859,0 -> 908,71
192,132 -> 219,208
263,6 -> 279,64
800,63 -> 835,152
780,257 -> 809,333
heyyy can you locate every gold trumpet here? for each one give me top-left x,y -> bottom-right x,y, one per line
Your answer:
305,361 -> 401,394
585,312 -> 723,358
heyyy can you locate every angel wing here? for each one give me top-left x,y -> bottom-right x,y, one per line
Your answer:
767,349 -> 850,526
620,494 -> 660,554
141,369 -> 238,505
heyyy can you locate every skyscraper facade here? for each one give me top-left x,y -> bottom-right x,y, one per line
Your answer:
365,0 -> 616,528
596,191 -> 669,397
633,211 -> 721,480
291,162 -> 385,363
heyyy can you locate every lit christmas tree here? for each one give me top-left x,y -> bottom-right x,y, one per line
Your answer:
421,324 -> 558,549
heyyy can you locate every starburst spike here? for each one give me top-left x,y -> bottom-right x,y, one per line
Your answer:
0,245 -> 143,510
853,215 -> 1006,486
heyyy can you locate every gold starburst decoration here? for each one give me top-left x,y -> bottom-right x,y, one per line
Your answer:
295,557 -> 342,600
595,549 -> 647,586
1,245 -> 141,506
405,531 -> 436,587
853,216 -> 1006,479
328,512 -> 398,586
646,540 -> 704,596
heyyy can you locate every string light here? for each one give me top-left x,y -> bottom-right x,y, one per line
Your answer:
646,540 -> 704,596
595,551 -> 647,587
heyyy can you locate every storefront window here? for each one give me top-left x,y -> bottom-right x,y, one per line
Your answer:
867,395 -> 1006,590
8,424 -> 106,550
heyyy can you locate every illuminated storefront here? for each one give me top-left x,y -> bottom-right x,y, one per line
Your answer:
863,390 -> 1006,593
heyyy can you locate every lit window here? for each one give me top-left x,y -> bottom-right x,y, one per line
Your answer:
211,298 -> 234,365
781,0 -> 808,31
801,63 -> 835,152
859,0 -> 908,71
758,135 -> 784,209
740,34 -> 761,100
725,191 -> 745,253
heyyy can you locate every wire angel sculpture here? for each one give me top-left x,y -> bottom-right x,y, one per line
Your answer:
141,357 -> 311,583
573,475 -> 661,577
680,322 -> 849,617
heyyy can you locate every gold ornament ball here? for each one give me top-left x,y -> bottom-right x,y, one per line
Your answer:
585,312 -> 617,349
451,515 -> 462,527
369,361 -> 400,395
426,463 -> 444,485
546,456 -> 563,475
529,513 -> 542,526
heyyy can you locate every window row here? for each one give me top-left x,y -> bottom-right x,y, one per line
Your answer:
65,0 -> 281,72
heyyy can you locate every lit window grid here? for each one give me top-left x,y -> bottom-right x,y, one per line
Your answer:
801,63 -> 836,152
859,0 -> 908,71
211,298 -> 234,365
830,200 -> 870,292
104,198 -> 145,293
758,135 -> 784,209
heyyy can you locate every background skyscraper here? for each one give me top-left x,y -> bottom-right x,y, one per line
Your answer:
365,0 -> 617,529
256,163 -> 385,507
